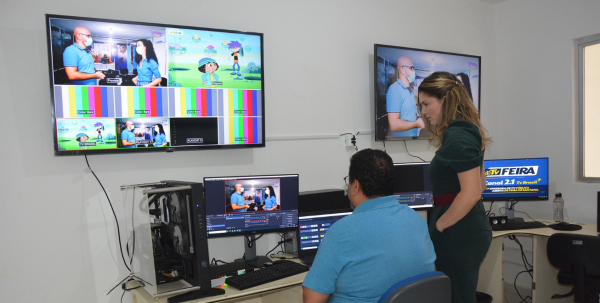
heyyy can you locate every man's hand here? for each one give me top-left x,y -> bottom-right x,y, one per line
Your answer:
95,71 -> 106,79
416,117 -> 425,128
132,76 -> 138,85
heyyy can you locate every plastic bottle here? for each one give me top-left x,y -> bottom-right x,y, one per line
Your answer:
553,192 -> 564,222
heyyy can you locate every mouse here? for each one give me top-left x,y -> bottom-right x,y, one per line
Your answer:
272,259 -> 290,265
556,222 -> 570,226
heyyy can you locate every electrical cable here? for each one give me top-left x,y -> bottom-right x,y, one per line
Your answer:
401,140 -> 427,162
265,239 -> 291,257
382,140 -> 387,153
509,235 -> 533,302
485,201 -> 494,219
121,290 -> 125,303
245,234 -> 264,248
84,155 -> 131,272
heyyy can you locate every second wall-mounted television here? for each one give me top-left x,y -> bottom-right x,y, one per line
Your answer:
46,15 -> 265,155
374,44 -> 481,141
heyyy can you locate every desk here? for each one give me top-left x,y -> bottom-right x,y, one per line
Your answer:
131,268 -> 306,303
477,220 -> 598,303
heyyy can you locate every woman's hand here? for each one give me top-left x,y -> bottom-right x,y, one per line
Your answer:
132,76 -> 138,85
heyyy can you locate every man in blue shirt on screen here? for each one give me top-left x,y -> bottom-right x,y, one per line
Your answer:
62,26 -> 105,86
120,120 -> 137,148
230,183 -> 249,212
386,56 -> 424,137
303,149 -> 436,303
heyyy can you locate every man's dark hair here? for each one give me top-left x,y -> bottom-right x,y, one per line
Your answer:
348,148 -> 395,198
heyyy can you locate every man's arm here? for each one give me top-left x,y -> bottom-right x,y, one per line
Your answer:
230,203 -> 249,210
64,67 -> 105,81
302,286 -> 330,303
121,139 -> 136,146
387,113 -> 424,131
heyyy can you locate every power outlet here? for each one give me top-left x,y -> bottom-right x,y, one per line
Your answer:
344,134 -> 354,147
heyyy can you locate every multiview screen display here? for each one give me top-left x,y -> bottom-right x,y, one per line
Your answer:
46,15 -> 264,155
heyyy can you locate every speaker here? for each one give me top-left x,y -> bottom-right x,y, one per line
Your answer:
488,216 -> 508,227
298,189 -> 350,214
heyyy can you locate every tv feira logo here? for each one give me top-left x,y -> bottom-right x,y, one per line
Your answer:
486,166 -> 539,177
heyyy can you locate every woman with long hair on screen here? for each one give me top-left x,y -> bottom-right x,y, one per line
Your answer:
264,186 -> 278,211
418,71 -> 492,303
152,124 -> 168,147
132,39 -> 161,87
456,72 -> 473,101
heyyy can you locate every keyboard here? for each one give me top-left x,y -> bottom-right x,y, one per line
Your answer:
210,262 -> 255,279
491,221 -> 547,231
225,261 -> 309,290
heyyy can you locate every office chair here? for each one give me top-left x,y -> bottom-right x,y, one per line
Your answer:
377,271 -> 451,303
547,233 -> 600,302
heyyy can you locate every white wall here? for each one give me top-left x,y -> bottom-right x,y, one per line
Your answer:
0,0 -> 498,302
492,0 -> 600,222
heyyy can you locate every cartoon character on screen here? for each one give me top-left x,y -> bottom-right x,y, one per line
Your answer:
264,186 -> 278,211
94,122 -> 104,144
227,41 -> 243,76
198,58 -> 219,88
76,133 -> 89,149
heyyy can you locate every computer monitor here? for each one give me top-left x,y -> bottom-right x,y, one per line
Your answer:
393,162 -> 434,209
297,211 -> 352,256
203,174 -> 299,266
482,157 -> 549,221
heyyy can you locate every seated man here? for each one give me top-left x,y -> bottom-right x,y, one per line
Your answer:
302,149 -> 436,303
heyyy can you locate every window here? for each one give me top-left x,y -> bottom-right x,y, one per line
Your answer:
577,34 -> 600,181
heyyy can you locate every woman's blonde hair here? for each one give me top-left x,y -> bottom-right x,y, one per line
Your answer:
417,71 -> 491,149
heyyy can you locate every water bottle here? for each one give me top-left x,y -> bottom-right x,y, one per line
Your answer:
553,193 -> 564,222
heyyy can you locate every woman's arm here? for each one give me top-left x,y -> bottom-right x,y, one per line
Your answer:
146,60 -> 162,87
435,166 -> 483,232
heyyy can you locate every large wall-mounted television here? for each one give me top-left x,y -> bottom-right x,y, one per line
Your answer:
375,44 -> 481,141
46,15 -> 265,155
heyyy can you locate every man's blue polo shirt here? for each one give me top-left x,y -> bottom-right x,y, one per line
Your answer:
302,195 -> 436,303
63,43 -> 97,86
120,129 -> 136,148
386,80 -> 418,137
231,192 -> 246,212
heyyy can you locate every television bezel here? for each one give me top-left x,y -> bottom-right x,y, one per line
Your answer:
481,157 -> 550,202
203,174 -> 299,239
374,43 -> 481,141
45,14 -> 266,156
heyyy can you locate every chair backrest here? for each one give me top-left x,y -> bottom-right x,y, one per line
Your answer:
378,271 -> 451,303
548,233 -> 600,276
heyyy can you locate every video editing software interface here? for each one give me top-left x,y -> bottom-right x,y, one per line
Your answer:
47,15 -> 264,155
394,162 -> 433,209
298,212 -> 352,252
203,175 -> 299,236
482,158 -> 549,201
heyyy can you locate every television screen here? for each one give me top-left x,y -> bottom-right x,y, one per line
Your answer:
46,15 -> 264,155
203,174 -> 299,237
482,158 -> 549,201
375,44 -> 481,140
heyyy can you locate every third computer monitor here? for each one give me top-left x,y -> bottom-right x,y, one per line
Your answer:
393,162 -> 433,209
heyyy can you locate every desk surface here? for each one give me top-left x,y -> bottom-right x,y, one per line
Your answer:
132,263 -> 307,303
492,219 -> 598,238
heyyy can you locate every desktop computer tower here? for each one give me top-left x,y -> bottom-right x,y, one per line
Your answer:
129,181 -> 213,300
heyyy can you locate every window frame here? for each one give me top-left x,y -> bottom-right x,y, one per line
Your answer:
577,34 -> 600,182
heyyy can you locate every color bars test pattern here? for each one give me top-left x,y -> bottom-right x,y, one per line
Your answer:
53,86 -> 263,144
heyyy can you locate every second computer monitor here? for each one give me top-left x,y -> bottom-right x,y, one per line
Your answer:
393,162 -> 433,209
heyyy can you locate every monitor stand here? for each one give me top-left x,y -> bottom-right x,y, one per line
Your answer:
233,234 -> 272,268
505,201 -> 524,223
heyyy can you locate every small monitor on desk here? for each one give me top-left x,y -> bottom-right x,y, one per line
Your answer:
203,174 -> 299,266
482,157 -> 549,221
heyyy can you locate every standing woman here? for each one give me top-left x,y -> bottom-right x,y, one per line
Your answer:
132,39 -> 162,87
153,124 -> 168,147
264,186 -> 278,211
418,71 -> 492,303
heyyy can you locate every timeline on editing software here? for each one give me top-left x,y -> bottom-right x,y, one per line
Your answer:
394,191 -> 433,207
